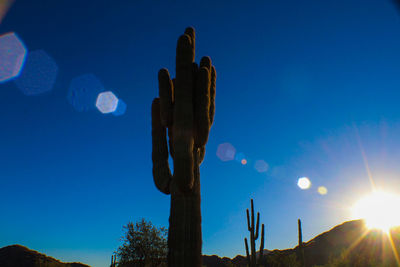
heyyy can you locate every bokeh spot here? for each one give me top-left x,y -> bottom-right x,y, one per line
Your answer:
318,186 -> 328,195
14,50 -> 58,95
254,160 -> 269,173
241,159 -> 247,165
0,32 -> 26,83
96,91 -> 119,114
297,177 -> 311,190
112,99 -> 127,116
68,74 -> 104,111
216,143 -> 236,162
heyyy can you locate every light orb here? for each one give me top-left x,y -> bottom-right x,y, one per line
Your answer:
96,91 -> 119,114
318,186 -> 328,195
352,191 -> 400,233
297,177 -> 311,190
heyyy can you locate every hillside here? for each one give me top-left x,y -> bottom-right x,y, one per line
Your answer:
204,219 -> 400,267
0,245 -> 89,267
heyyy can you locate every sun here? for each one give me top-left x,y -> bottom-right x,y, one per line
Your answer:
352,191 -> 400,233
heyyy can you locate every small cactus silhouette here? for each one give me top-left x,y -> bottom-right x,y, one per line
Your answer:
244,199 -> 265,267
151,27 -> 216,267
298,218 -> 305,267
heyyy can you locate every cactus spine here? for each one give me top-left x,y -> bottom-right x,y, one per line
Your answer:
298,219 -> 305,267
151,27 -> 216,267
244,199 -> 265,267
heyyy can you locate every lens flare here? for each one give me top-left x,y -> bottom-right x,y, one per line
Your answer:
216,143 -> 236,162
297,177 -> 311,190
0,32 -> 26,83
254,160 -> 269,173
15,50 -> 58,95
318,186 -> 328,195
96,91 -> 119,114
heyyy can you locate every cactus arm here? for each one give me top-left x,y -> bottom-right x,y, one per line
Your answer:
255,212 -> 260,240
194,65 -> 211,147
251,199 -> 255,231
158,68 -> 174,127
258,224 -> 265,265
209,66 -> 216,126
151,98 -> 172,195
244,238 -> 251,266
246,209 -> 251,231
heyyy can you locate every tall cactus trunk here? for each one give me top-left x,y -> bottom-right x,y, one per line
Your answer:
151,27 -> 216,267
168,162 -> 201,266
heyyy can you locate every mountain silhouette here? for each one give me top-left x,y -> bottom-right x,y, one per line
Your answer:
203,219 -> 400,266
0,244 -> 89,267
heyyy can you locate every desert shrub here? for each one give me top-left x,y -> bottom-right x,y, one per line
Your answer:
116,218 -> 167,267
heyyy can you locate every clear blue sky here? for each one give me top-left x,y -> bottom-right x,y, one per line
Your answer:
1,1 -> 400,266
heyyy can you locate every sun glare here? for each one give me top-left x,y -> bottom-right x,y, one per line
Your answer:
352,191 -> 400,233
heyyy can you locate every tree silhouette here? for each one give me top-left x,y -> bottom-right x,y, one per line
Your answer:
116,219 -> 167,267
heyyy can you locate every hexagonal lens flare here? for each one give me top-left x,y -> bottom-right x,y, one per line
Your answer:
96,91 -> 118,114
0,32 -> 26,83
297,177 -> 311,190
14,50 -> 58,95
68,74 -> 104,112
216,143 -> 236,162
254,160 -> 269,173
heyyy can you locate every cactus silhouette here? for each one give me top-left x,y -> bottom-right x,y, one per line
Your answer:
151,27 -> 216,267
244,199 -> 265,267
298,218 -> 305,267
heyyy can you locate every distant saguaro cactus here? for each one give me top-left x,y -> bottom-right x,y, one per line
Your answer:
244,199 -> 265,267
151,27 -> 216,267
298,219 -> 305,267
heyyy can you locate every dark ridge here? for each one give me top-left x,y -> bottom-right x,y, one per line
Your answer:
202,219 -> 400,267
0,244 -> 90,267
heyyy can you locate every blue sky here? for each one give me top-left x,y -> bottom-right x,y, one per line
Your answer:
1,0 -> 400,266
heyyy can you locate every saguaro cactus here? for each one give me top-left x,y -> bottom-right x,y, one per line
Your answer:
298,219 -> 305,267
151,27 -> 216,267
244,199 -> 265,267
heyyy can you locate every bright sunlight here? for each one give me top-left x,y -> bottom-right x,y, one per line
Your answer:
352,191 -> 400,233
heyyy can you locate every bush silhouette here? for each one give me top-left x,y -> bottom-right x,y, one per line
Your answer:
116,219 -> 167,267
